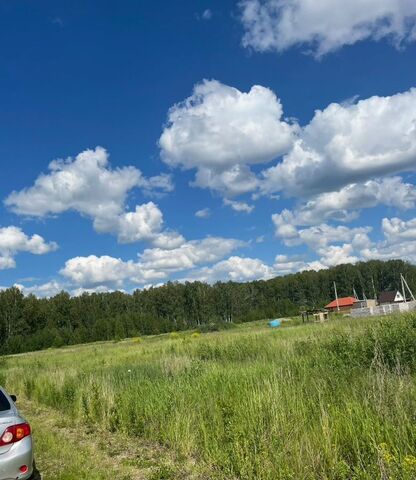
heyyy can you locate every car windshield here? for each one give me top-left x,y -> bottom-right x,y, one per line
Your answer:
0,391 -> 11,412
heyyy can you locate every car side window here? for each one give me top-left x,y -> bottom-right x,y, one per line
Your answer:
0,391 -> 11,411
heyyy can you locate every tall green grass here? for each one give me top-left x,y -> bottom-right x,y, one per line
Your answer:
2,315 -> 416,479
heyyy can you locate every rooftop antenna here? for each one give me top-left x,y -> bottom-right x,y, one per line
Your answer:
334,281 -> 340,311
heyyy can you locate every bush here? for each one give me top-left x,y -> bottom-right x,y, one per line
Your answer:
322,314 -> 416,373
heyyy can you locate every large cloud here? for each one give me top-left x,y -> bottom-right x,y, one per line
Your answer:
274,215 -> 416,270
60,236 -> 243,288
273,254 -> 324,275
240,0 -> 416,56
60,255 -> 167,288
14,281 -> 64,298
270,176 -> 416,239
261,89 -> 416,197
160,82 -> 416,223
186,255 -> 276,283
159,80 -> 297,198
5,147 -> 175,245
360,217 -> 416,263
272,217 -> 372,249
0,226 -> 57,270
139,237 -> 244,272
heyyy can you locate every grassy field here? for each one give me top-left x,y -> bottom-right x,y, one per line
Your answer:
1,315 -> 416,479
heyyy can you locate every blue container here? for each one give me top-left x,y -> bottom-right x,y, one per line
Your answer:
268,319 -> 281,328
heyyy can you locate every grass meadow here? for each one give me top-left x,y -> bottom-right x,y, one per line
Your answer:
1,314 -> 416,479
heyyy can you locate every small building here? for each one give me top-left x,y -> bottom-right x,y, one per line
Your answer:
300,309 -> 329,323
325,296 -> 357,313
378,290 -> 405,305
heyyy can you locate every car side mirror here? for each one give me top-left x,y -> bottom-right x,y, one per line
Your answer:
10,394 -> 17,402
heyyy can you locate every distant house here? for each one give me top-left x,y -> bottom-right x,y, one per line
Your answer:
325,296 -> 357,313
378,290 -> 405,305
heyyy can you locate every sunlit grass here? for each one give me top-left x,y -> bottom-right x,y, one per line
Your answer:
2,315 -> 416,479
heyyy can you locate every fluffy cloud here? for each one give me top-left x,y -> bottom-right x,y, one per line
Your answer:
193,164 -> 259,197
60,255 -> 167,288
5,147 -> 174,245
15,281 -> 64,298
360,217 -> 416,263
240,0 -> 416,56
273,214 -> 372,248
151,231 -> 186,249
316,244 -> 359,267
273,177 -> 416,228
186,256 -> 276,283
139,237 -> 244,272
159,80 -> 297,197
223,198 -> 254,213
160,82 -> 416,223
382,217 -> 416,242
60,236 -> 243,289
111,202 -> 164,243
71,286 -> 119,297
190,253 -> 326,282
273,254 -> 324,274
274,215 -> 416,271
261,89 -> 416,197
0,226 -> 57,270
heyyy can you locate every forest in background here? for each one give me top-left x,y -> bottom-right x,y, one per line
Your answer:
1,259 -> 415,355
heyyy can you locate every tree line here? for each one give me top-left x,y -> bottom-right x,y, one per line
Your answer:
1,259 -> 415,355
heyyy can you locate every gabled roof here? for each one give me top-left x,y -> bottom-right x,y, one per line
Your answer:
325,296 -> 357,309
378,291 -> 402,304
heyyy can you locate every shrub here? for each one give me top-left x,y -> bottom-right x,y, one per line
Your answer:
322,314 -> 416,373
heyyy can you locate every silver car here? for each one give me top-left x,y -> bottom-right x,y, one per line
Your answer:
0,387 -> 34,480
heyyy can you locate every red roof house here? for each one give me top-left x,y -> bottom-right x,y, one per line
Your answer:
325,296 -> 357,313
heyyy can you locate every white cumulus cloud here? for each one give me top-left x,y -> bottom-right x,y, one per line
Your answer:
139,237 -> 244,272
5,147 -> 175,245
60,255 -> 167,288
159,80 -> 297,197
186,255 -> 276,283
272,177 -> 416,228
223,198 -> 255,213
15,280 -> 64,298
0,226 -> 57,270
360,216 -> 416,263
261,89 -> 416,198
240,0 -> 416,56
60,236 -> 244,289
273,254 -> 324,274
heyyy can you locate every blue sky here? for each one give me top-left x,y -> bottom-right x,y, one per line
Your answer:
1,0 -> 416,296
